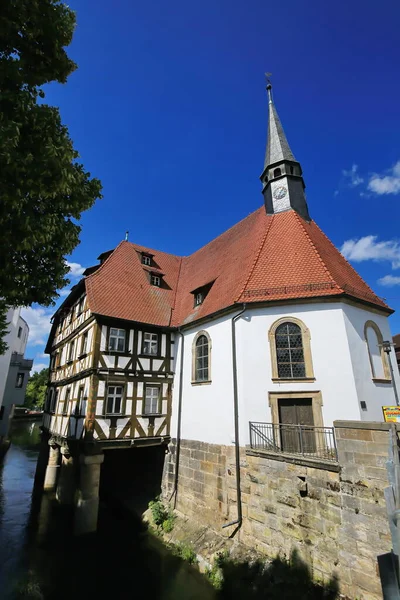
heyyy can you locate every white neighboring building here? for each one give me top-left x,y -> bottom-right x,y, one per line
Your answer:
0,307 -> 33,450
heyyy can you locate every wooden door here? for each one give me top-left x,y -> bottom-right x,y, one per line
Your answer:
278,398 -> 315,453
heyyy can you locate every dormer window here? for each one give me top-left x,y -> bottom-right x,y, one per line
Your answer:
142,255 -> 151,266
195,292 -> 203,306
191,281 -> 214,308
151,274 -> 161,287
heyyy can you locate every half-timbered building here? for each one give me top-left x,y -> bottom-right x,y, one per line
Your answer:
39,82 -> 400,535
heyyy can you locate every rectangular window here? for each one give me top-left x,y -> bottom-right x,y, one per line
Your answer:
68,340 -> 75,362
144,386 -> 160,415
106,385 -> 123,414
51,390 -> 58,413
77,297 -> 85,315
195,292 -> 203,306
80,331 -> 88,355
143,332 -> 159,355
55,352 -> 61,368
150,274 -> 161,287
109,328 -> 126,352
63,388 -> 70,415
16,373 -> 24,388
76,386 -> 84,416
17,326 -> 22,338
142,255 -> 151,266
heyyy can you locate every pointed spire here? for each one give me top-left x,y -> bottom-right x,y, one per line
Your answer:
264,82 -> 296,168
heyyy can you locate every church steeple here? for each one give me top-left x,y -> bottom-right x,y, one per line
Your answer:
260,80 -> 310,221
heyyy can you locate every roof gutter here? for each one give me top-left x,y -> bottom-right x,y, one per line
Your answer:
169,329 -> 184,508
222,303 -> 246,531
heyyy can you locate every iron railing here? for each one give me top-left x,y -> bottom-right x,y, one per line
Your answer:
249,421 -> 338,462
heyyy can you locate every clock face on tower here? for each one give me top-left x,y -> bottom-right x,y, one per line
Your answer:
273,185 -> 288,200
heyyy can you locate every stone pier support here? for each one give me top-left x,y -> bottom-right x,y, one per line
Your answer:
56,446 -> 76,505
74,452 -> 104,535
43,439 -> 60,491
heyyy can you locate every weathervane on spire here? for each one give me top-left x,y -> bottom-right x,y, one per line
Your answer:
265,72 -> 273,102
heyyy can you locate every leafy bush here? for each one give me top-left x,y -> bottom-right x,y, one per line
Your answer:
173,543 -> 198,565
148,497 -> 175,532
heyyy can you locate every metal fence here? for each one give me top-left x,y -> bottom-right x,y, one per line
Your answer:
249,421 -> 338,462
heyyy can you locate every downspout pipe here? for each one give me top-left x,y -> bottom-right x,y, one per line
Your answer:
222,303 -> 246,530
170,329 -> 184,508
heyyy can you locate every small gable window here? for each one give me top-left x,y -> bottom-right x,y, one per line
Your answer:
77,297 -> 85,315
151,274 -> 161,287
195,292 -> 203,306
191,281 -> 214,308
109,328 -> 126,352
192,331 -> 211,384
142,254 -> 151,266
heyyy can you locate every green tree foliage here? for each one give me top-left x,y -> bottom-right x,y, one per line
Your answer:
0,0 -> 102,349
24,367 -> 49,408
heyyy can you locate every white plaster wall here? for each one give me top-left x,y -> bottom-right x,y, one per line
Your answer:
171,314 -> 235,446
236,303 -> 360,443
342,304 -> 400,421
0,308 -> 30,410
171,302 -> 368,448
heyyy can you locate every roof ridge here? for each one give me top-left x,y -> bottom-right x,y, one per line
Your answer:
86,240 -> 126,283
187,206 -> 264,260
294,213 -> 341,290
235,213 -> 275,301
170,256 -> 184,326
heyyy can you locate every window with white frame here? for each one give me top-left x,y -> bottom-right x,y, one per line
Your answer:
143,332 -> 159,355
144,386 -> 160,415
195,292 -> 203,306
106,385 -> 123,414
142,254 -> 151,266
77,297 -> 85,315
68,340 -> 75,362
150,274 -> 161,287
63,388 -> 70,415
50,390 -> 58,413
15,373 -> 24,388
80,331 -> 88,355
109,328 -> 126,352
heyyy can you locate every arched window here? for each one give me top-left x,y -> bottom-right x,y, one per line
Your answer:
192,331 -> 211,384
273,167 -> 281,178
364,321 -> 390,381
269,318 -> 314,381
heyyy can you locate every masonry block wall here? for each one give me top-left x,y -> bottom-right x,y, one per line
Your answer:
162,422 -> 395,600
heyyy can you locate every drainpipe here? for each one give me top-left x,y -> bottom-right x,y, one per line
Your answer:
170,330 -> 184,508
222,303 -> 246,530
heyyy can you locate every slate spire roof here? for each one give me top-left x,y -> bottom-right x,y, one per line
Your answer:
264,84 -> 296,168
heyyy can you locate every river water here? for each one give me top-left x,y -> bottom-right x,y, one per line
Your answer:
0,421 -> 215,600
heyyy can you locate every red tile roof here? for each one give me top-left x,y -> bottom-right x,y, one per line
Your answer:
84,207 -> 391,327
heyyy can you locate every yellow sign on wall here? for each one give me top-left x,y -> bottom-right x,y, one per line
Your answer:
382,406 -> 400,423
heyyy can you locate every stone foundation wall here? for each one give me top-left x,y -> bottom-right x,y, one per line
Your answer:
162,421 -> 395,600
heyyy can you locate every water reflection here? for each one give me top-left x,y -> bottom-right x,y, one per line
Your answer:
0,421 -> 215,600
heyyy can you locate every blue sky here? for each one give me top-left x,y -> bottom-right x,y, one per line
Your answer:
23,0 -> 400,370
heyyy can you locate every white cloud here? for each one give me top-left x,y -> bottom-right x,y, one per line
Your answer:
21,306 -> 53,347
66,261 -> 85,278
341,235 -> 400,269
59,289 -> 71,297
368,161 -> 400,195
378,275 -> 400,287
342,164 -> 364,187
31,361 -> 49,374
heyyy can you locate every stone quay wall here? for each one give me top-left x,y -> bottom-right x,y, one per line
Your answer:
162,421 -> 395,600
